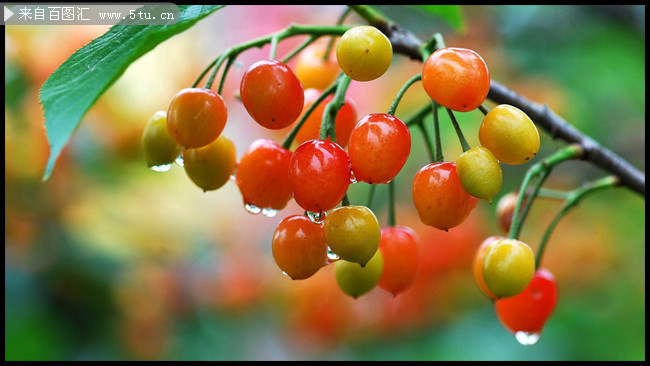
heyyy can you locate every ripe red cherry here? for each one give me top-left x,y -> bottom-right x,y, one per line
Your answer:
235,138 -> 293,212
495,268 -> 558,343
295,89 -> 358,149
412,162 -> 478,231
289,139 -> 351,213
240,60 -> 304,130
272,215 -> 328,280
377,226 -> 420,296
348,113 -> 411,184
421,47 -> 490,112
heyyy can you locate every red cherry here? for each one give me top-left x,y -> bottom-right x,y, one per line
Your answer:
235,138 -> 293,212
289,139 -> 351,213
240,60 -> 304,130
348,113 -> 411,184
377,226 -> 420,296
412,162 -> 478,230
272,215 -> 328,280
495,268 -> 558,337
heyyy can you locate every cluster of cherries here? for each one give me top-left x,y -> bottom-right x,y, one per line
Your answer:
141,24 -> 556,343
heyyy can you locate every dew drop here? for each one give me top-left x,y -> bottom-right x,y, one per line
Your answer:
306,211 -> 326,224
245,203 -> 261,214
326,246 -> 339,261
281,271 -> 290,277
515,331 -> 540,346
174,154 -> 184,167
150,163 -> 172,172
261,208 -> 277,218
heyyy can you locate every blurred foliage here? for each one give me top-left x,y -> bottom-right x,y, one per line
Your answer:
4,5 -> 645,361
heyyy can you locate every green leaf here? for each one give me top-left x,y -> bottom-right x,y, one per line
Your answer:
40,5 -> 224,181
412,5 -> 466,33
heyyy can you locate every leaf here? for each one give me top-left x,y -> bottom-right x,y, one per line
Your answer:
411,5 -> 466,33
40,5 -> 224,181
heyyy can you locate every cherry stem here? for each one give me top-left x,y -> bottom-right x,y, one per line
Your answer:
281,35 -> 319,64
432,102 -> 444,163
478,104 -> 490,116
403,104 -> 437,163
198,24 -> 350,91
417,123 -> 435,164
217,56 -> 236,95
281,76 -> 339,150
366,184 -> 376,210
387,73 -> 422,116
342,192 -> 351,207
323,7 -> 351,61
535,175 -> 619,269
388,180 -> 396,227
508,144 -> 584,240
418,32 -> 445,61
319,75 -> 351,141
269,35 -> 280,60
446,108 -> 470,153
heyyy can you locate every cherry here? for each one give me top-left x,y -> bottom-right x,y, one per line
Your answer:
141,110 -> 182,168
323,205 -> 381,267
479,104 -> 540,165
473,236 -> 504,300
289,139 -> 351,213
240,59 -> 304,130
272,215 -> 328,280
482,238 -> 535,299
336,25 -> 393,82
377,226 -> 420,297
412,162 -> 478,231
348,113 -> 411,184
495,268 -> 558,344
294,41 -> 340,91
167,88 -> 227,149
235,138 -> 293,212
335,249 -> 384,299
421,47 -> 490,112
182,135 -> 236,192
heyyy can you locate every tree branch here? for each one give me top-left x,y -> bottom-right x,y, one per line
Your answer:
350,5 -> 645,197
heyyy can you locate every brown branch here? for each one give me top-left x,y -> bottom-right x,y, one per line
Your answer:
350,5 -> 645,197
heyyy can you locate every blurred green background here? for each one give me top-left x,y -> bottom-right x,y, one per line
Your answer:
4,5 -> 645,361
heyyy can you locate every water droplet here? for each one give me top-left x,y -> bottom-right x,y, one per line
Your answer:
150,163 -> 172,172
327,246 -> 339,261
262,208 -> 277,218
174,154 -> 184,167
245,203 -> 261,214
350,172 -> 357,184
515,331 -> 540,346
281,271 -> 290,277
306,211 -> 326,224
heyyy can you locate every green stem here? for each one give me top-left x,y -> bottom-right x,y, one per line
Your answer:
342,192 -> 351,207
446,108 -> 470,153
531,187 -> 570,201
323,7 -> 351,61
204,54 -> 228,90
418,32 -> 445,61
417,122 -> 435,163
281,35 -> 319,64
200,24 -> 350,91
432,102 -> 443,162
192,58 -> 219,88
319,75 -> 351,141
508,144 -> 584,240
478,104 -> 490,116
269,35 -> 280,60
404,104 -> 431,128
281,77 -> 340,150
217,56 -> 236,95
388,180 -> 396,227
387,73 -> 422,116
366,184 -> 376,210
535,176 -> 619,269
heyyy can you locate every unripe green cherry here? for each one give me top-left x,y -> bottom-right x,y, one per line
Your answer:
141,110 -> 182,168
479,104 -> 540,165
336,25 -> 393,82
183,135 -> 236,192
482,238 -> 535,299
335,249 -> 384,299
324,205 -> 381,267
456,146 -> 503,203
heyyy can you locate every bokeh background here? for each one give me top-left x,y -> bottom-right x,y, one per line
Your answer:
4,5 -> 645,361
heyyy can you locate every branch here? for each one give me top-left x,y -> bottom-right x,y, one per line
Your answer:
350,5 -> 645,197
